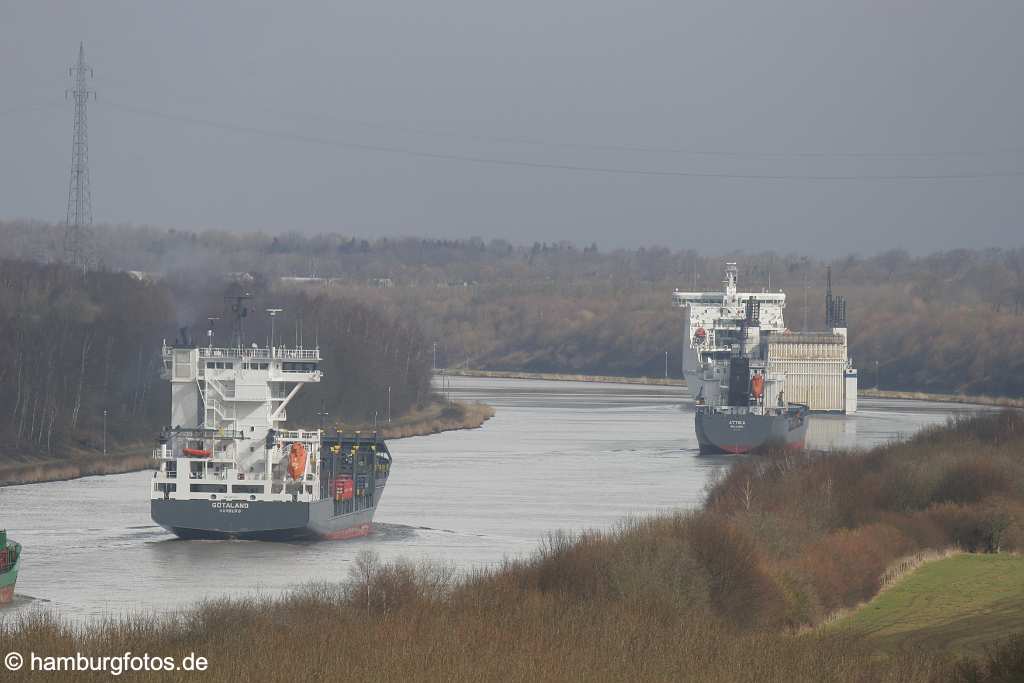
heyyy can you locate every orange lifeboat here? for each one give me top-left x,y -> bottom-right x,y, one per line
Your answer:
182,447 -> 212,457
288,442 -> 307,480
750,374 -> 765,400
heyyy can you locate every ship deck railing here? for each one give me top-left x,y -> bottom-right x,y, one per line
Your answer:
162,344 -> 321,361
697,404 -> 789,417
152,448 -> 236,460
275,429 -> 322,442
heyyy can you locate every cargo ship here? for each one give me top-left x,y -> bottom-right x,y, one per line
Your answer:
674,264 -> 857,414
674,264 -> 810,454
0,529 -> 20,604
150,297 -> 391,541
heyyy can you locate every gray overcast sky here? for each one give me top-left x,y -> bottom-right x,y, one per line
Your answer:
1,1 -> 1022,254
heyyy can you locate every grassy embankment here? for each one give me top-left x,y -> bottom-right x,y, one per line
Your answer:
859,388 -> 1024,409
0,401 -> 493,486
831,553 -> 1024,656
445,368 -> 1024,407
0,444 -> 151,487
3,412 -> 1024,681
441,367 -> 684,386
347,398 -> 495,439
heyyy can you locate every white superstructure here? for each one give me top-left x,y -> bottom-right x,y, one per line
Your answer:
673,263 -> 857,413
152,337 -> 325,503
673,263 -> 786,407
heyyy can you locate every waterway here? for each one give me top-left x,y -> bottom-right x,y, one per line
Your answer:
0,376 -> 985,622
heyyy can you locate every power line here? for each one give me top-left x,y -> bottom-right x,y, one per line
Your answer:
0,102 -> 64,118
275,110 -> 1024,161
105,100 -> 1024,182
95,83 -> 1024,161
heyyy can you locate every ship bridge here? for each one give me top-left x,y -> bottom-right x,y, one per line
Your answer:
156,340 -> 325,497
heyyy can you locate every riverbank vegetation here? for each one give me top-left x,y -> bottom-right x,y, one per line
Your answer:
4,220 -> 1023,397
370,399 -> 494,440
3,412 -> 1022,681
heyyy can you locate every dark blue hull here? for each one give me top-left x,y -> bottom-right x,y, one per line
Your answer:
695,404 -> 808,455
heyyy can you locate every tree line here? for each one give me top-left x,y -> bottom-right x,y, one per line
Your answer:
3,219 -> 1023,397
0,258 -> 433,462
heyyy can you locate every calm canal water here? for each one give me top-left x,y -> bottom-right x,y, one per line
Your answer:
0,376 -> 984,623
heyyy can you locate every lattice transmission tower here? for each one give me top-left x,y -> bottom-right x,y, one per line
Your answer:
65,42 -> 95,266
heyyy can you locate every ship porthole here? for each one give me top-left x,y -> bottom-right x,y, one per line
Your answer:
210,494 -> 217,500
250,495 -> 256,501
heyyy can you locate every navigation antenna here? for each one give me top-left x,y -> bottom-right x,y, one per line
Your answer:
266,308 -> 283,348
226,294 -> 252,347
64,43 -> 95,267
206,315 -> 221,348
825,266 -> 848,328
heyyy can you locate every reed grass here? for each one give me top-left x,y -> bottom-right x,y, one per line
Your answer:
858,388 -> 1024,409
0,401 -> 493,486
0,448 -> 151,487
342,399 -> 495,439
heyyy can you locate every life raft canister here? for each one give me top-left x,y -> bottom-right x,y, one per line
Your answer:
750,373 -> 765,400
333,476 -> 354,501
288,442 -> 308,480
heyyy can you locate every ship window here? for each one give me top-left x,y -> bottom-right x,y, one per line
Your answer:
225,362 -> 234,369
206,362 -> 215,369
282,362 -> 319,373
190,484 -> 227,493
215,362 -> 224,369
259,363 -> 269,370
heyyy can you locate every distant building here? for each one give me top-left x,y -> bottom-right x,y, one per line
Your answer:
226,272 -> 255,284
368,277 -> 395,289
280,276 -> 326,286
127,270 -> 159,283
278,276 -> 345,289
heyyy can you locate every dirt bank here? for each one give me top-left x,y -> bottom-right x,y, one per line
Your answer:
441,368 -> 684,386
0,400 -> 494,487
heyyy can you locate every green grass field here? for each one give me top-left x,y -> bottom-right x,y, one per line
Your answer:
833,554 -> 1024,655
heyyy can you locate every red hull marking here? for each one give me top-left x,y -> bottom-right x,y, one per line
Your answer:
320,523 -> 371,541
719,441 -> 803,455
0,584 -> 14,604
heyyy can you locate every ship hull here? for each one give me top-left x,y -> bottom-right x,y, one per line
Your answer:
0,545 -> 19,605
0,572 -> 16,604
695,405 -> 808,455
152,488 -> 385,541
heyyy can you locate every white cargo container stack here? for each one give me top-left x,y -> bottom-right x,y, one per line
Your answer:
763,332 -> 854,413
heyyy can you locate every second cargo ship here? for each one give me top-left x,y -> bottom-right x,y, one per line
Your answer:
674,263 -> 856,454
